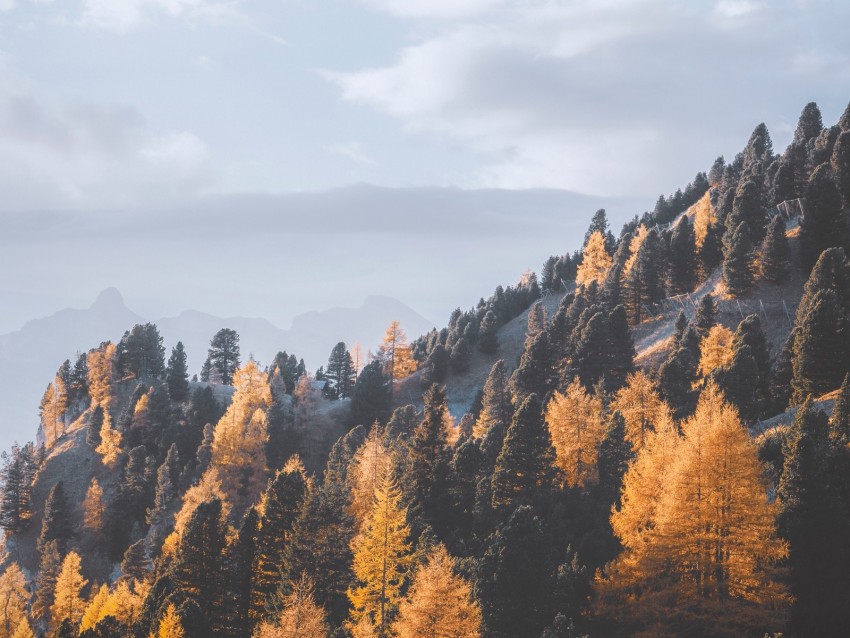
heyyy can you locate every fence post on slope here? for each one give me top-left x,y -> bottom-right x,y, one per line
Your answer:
736,299 -> 745,319
782,299 -> 793,328
759,299 -> 768,321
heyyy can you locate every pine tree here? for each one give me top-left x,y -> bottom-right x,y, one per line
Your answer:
39,481 -> 73,555
657,346 -> 698,420
777,399 -> 850,635
491,395 -> 558,510
121,539 -> 150,583
449,336 -> 471,373
351,361 -> 392,427
166,342 -> 190,402
40,375 -> 68,448
348,475 -> 413,636
0,446 -> 33,534
760,215 -> 791,283
693,293 -> 717,335
51,551 -> 88,630
473,360 -> 512,441
232,507 -> 259,636
86,405 -> 104,448
511,330 -> 552,402
801,163 -> 847,273
405,384 -> 450,531
391,545 -> 481,638
326,342 -> 356,400
173,498 -> 228,632
251,460 -> 308,621
698,220 -> 724,279
722,221 -> 754,297
204,328 -> 241,385
726,174 -> 768,244
597,412 -> 634,508
32,541 -> 61,625
282,478 -> 355,626
833,129 -> 850,207
731,314 -> 771,415
622,229 -> 662,325
117,323 -> 166,380
667,216 -> 697,295
576,230 -> 612,288
477,310 -> 499,354
792,289 -> 849,401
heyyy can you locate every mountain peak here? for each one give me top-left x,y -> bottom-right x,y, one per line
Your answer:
90,287 -> 125,311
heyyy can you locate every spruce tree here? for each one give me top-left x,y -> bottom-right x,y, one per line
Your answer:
698,220 -> 723,279
0,446 -> 33,534
800,163 -> 847,273
622,229 -> 662,325
667,216 -> 697,295
233,507 -> 259,636
597,411 -> 633,508
173,498 -> 228,633
251,462 -> 308,620
511,330 -> 552,403
120,539 -> 150,582
350,361 -> 392,427
657,347 -> 697,419
421,344 -> 449,387
450,336 -> 471,373
326,342 -> 356,400
203,328 -> 241,385
722,221 -> 754,297
693,293 -> 717,335
760,215 -> 791,283
166,342 -> 190,402
792,289 -> 849,401
491,395 -> 557,511
832,130 -> 850,207
477,310 -> 499,354
86,405 -> 104,448
38,481 -> 73,555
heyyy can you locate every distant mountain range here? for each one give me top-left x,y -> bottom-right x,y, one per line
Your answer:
0,288 -> 432,452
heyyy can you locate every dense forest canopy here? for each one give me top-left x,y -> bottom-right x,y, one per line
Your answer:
2,99 -> 850,638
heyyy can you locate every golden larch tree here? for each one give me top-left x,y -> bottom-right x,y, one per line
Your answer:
51,551 -> 88,629
253,574 -> 328,638
348,424 -> 393,530
87,342 -> 117,410
150,603 -> 184,638
100,579 -> 148,627
576,230 -> 613,287
545,379 -> 605,488
598,384 -> 790,635
348,475 -> 414,636
610,371 -> 675,450
95,411 -> 122,468
9,620 -> 33,638
376,321 -> 416,381
623,224 -> 649,277
83,478 -> 105,532
39,375 -> 68,449
698,324 -> 735,377
692,192 -> 716,248
210,359 -> 271,511
79,584 -> 109,632
391,545 -> 482,638
0,563 -> 28,638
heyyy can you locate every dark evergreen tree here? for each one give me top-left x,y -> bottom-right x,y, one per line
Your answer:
450,336 -> 472,373
281,478 -> 355,626
722,221 -> 754,297
251,463 -> 307,620
325,342 -> 356,399
0,445 -> 33,534
491,395 -> 558,512
725,175 -> 768,246
760,215 -> 791,284
477,505 -> 559,638
693,293 -> 717,335
86,404 -> 104,448
605,305 -> 635,392
778,399 -> 850,636
117,323 -> 166,379
792,289 -> 849,402
404,384 -> 450,532
673,311 -> 689,344
800,163 -> 847,273
203,328 -> 241,385
38,481 -> 73,554
712,344 -> 760,421
658,347 -> 698,419
770,330 -> 795,414
708,156 -> 725,186
743,122 -> 774,168
121,538 -> 150,582
831,374 -> 850,446
166,341 -> 190,402
511,330 -> 553,402
350,360 -> 392,427
233,507 -> 259,636
584,208 -> 615,252
698,220 -> 724,279
597,411 -> 633,508
622,229 -> 662,325
667,216 -> 697,294
420,343 -> 450,387
794,101 -> 824,146
173,498 -> 228,633
478,310 -> 499,354
68,353 -> 90,408
832,130 -> 850,207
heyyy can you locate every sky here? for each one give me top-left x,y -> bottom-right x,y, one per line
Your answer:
1,0 -> 849,331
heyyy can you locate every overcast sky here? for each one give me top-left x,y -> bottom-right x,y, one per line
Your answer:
1,0 -> 849,331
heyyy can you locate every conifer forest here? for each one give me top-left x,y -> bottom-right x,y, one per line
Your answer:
3,63 -> 850,638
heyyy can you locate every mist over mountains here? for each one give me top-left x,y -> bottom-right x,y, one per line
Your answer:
0,287 -> 431,451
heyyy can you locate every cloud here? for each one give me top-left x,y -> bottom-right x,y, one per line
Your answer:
80,0 -> 242,32
324,0 -> 850,196
324,141 -> 376,166
0,66 -> 214,209
359,0 -> 502,19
